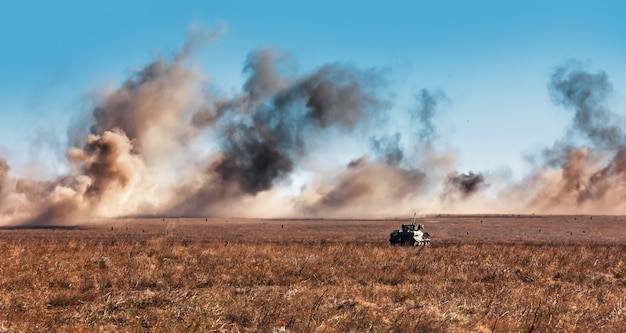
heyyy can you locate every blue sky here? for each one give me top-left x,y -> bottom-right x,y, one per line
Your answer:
1,0 -> 625,178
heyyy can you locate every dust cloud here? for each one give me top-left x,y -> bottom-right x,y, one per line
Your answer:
0,33 -> 624,225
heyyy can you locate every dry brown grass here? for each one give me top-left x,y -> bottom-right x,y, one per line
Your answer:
0,216 -> 625,332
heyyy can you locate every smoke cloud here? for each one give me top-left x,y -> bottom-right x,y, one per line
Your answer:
413,89 -> 446,144
513,62 -> 626,213
166,49 -> 392,217
371,133 -> 404,166
549,61 -> 621,149
302,156 -> 427,217
0,159 -> 8,192
1,30 -> 625,225
0,159 -> 9,215
445,171 -> 486,197
299,87 -> 458,216
215,60 -> 386,193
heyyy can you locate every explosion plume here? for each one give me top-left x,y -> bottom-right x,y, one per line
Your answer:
1,31 -> 624,225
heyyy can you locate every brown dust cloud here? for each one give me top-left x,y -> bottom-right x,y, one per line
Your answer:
0,31 -> 625,226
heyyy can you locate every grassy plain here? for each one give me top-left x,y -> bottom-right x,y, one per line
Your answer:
0,215 -> 625,332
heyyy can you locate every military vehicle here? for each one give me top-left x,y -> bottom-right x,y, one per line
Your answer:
389,213 -> 431,246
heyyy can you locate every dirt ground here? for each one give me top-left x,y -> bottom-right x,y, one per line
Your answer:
1,215 -> 625,332
3,214 -> 624,245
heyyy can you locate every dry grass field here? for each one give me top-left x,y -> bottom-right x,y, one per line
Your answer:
1,215 -> 625,332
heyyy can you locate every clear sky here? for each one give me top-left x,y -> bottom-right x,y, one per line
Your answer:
1,0 -> 625,178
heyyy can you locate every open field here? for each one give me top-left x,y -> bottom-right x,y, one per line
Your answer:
1,215 -> 625,332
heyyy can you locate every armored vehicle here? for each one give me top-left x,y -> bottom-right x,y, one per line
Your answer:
389,213 -> 431,246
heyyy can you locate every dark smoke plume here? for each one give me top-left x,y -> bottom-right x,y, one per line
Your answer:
549,61 -> 622,149
446,171 -> 486,197
213,129 -> 294,194
371,133 -> 403,166
214,61 -> 386,194
412,89 -> 446,144
168,48 -> 390,215
521,62 -> 626,212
